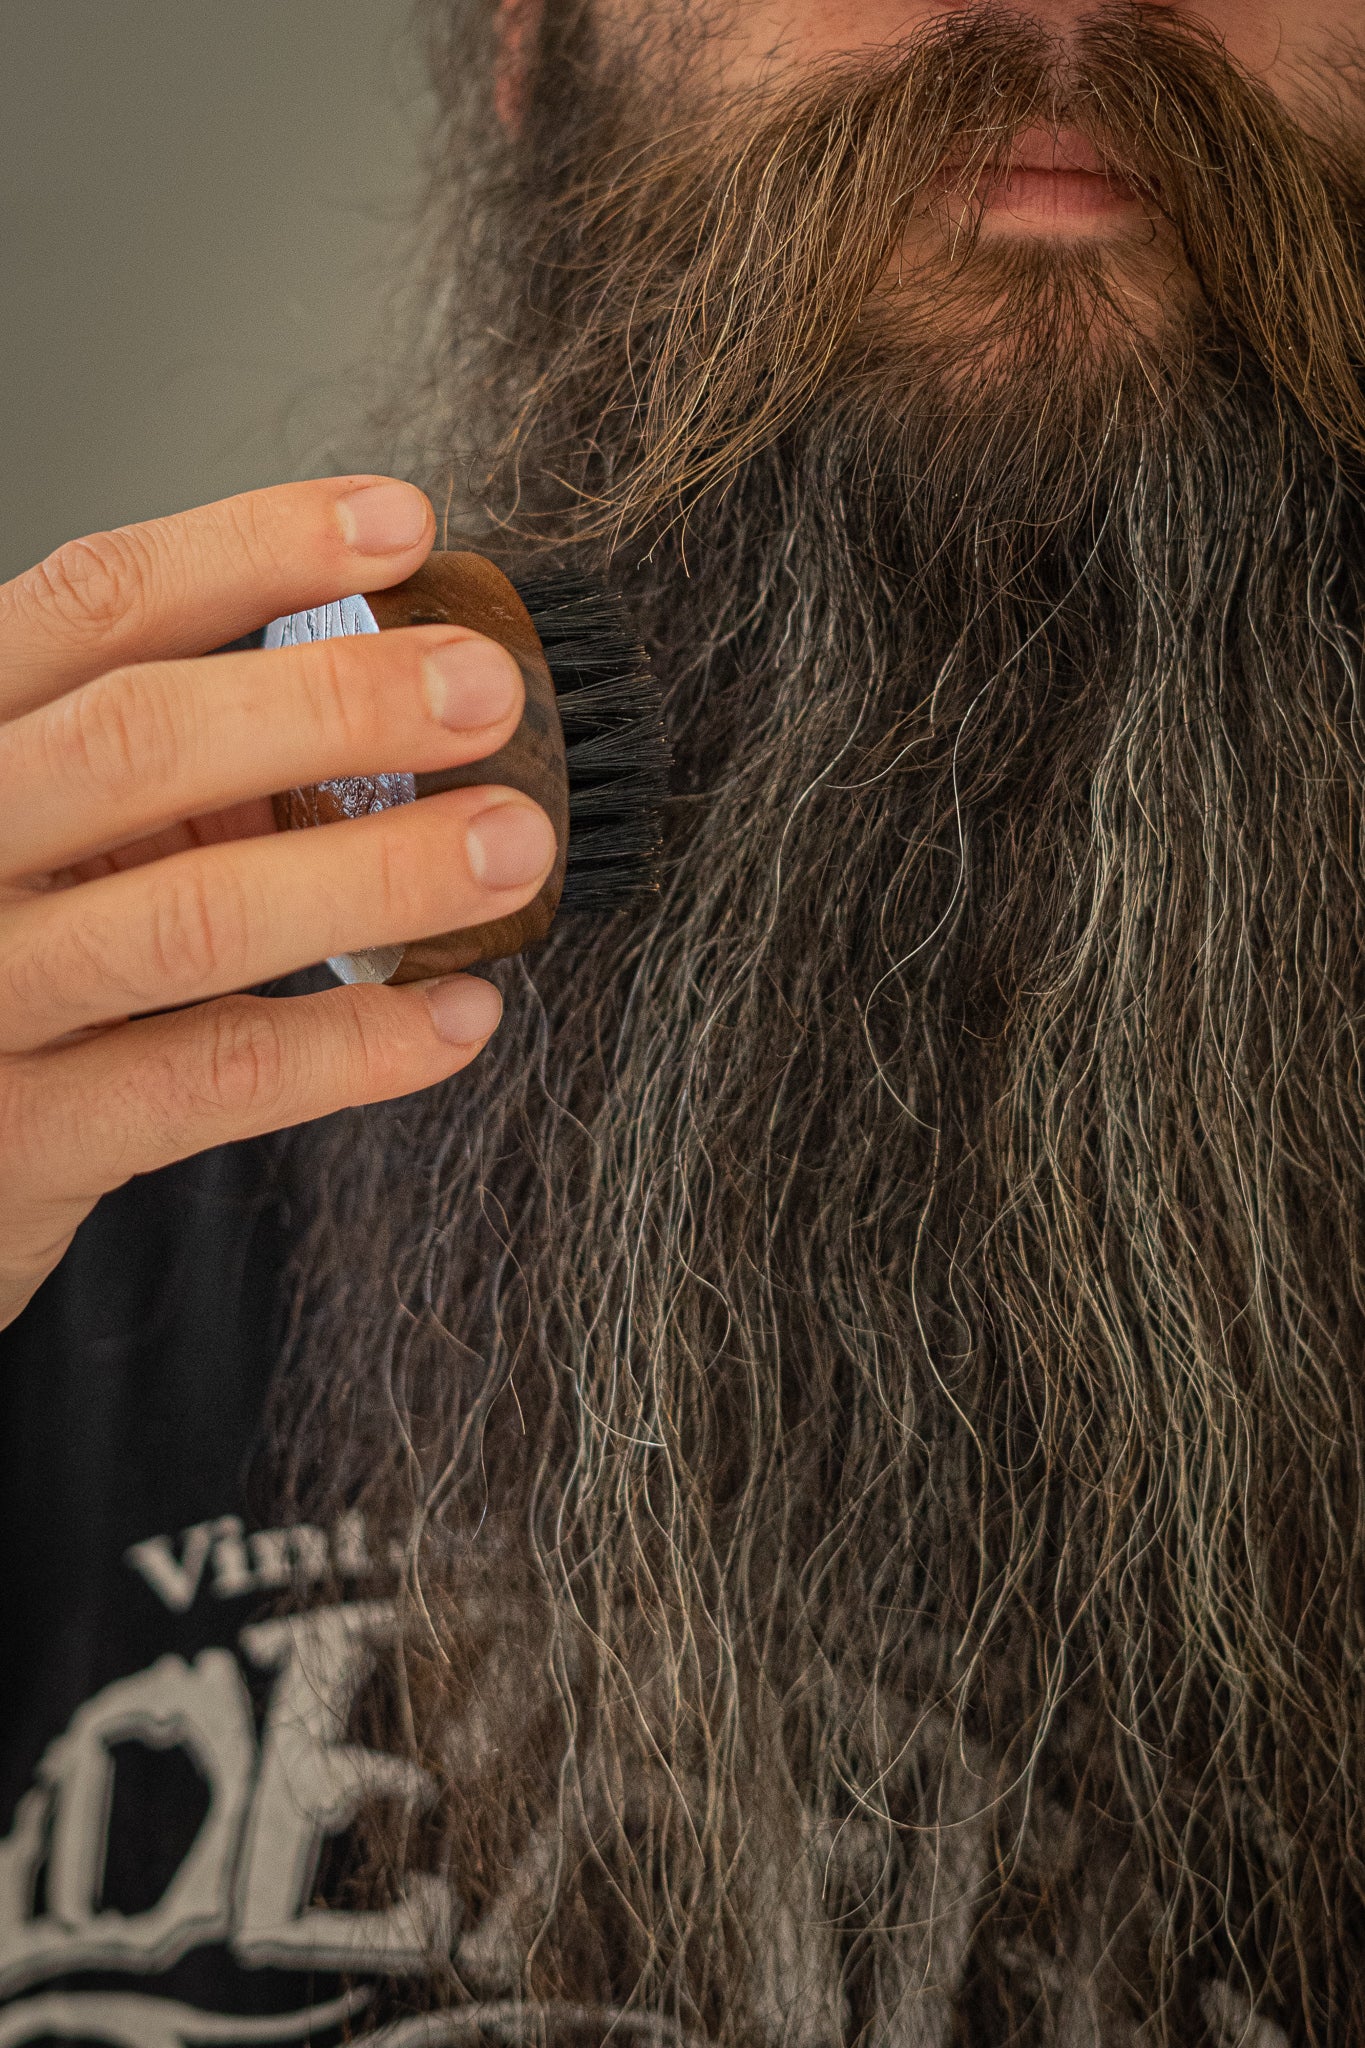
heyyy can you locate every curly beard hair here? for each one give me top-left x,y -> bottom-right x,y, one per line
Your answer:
266,6 -> 1365,2042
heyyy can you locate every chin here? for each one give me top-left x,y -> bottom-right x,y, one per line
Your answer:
869,220 -> 1204,407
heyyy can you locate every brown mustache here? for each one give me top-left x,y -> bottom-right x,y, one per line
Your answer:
510,2 -> 1365,538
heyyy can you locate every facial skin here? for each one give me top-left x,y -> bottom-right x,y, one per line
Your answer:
617,0 -> 1347,129
702,1 -> 1288,83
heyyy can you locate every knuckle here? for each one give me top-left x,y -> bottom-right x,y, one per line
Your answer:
335,990 -> 403,1098
369,824 -> 431,934
301,637 -> 378,753
0,1063 -> 51,1188
333,995 -> 386,1097
146,865 -> 249,991
48,667 -> 180,797
28,528 -> 154,642
193,999 -> 290,1121
0,901 -> 120,1024
223,486 -> 285,567
204,486 -> 304,588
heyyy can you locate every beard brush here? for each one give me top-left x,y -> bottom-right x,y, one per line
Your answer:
241,549 -> 669,987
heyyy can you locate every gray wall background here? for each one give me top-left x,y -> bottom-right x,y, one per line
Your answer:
0,0 -> 429,583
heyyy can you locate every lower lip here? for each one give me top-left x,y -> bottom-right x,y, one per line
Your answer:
975,166 -> 1145,233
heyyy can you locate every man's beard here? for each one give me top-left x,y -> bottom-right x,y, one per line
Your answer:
474,0 -> 1365,541
268,6 -> 1365,2042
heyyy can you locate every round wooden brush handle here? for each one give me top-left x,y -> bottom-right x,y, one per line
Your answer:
272,551 -> 570,984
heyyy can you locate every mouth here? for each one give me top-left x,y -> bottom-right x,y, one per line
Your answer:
942,126 -> 1152,238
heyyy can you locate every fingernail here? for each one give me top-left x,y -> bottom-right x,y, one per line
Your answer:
424,974 -> 504,1046
336,481 -> 431,554
465,800 -> 557,889
423,638 -> 522,730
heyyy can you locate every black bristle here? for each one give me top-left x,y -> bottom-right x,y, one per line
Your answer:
510,570 -> 671,915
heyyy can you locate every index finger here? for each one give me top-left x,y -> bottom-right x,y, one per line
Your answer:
0,476 -> 435,721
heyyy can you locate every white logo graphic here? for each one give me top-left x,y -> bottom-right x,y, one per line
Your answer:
0,1596 -> 451,2043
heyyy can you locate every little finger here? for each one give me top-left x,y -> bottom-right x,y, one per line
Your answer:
5,975 -> 503,1217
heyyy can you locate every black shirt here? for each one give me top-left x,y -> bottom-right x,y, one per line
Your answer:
0,1139 -> 411,2043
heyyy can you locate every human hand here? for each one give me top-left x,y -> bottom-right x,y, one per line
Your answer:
0,477 -> 557,1329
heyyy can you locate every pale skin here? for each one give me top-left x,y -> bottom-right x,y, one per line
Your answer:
655,0 -> 1348,122
4,0 -> 1361,1332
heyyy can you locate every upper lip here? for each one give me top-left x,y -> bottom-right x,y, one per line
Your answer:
1002,125 -> 1114,176
941,125 -> 1135,183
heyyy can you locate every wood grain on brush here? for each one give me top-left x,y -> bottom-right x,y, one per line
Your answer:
271,551 -> 571,983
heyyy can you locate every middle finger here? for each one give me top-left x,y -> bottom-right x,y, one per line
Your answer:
0,625 -> 526,881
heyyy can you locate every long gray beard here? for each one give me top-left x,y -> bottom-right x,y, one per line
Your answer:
270,377 -> 1365,2045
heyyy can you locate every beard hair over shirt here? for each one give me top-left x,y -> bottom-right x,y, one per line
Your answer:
267,7 -> 1365,2040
